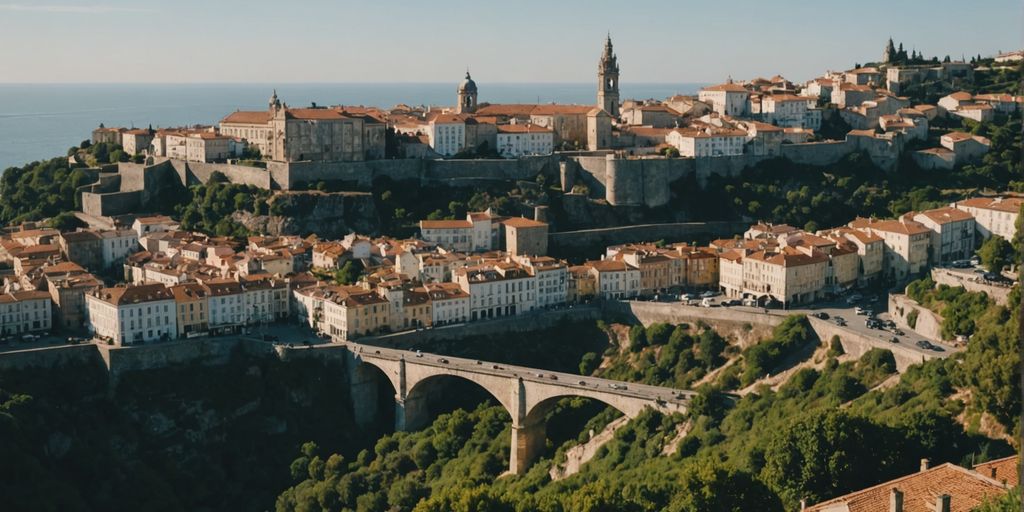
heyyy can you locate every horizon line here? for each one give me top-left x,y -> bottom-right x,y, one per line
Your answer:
0,80 -> 713,86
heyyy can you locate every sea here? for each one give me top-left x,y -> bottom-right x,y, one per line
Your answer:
0,82 -> 706,170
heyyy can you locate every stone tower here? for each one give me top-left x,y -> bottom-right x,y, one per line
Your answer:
597,34 -> 620,117
456,71 -> 478,114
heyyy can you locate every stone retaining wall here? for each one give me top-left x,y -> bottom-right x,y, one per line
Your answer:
806,317 -> 930,372
930,268 -> 1013,306
888,294 -> 944,341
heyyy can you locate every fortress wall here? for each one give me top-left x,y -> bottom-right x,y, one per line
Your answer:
181,160 -> 272,189
780,140 -> 853,167
81,190 -> 141,217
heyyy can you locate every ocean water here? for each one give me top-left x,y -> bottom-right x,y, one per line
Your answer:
0,82 -> 705,170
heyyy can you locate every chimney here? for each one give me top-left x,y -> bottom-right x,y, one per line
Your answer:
935,494 -> 950,512
889,488 -> 903,512
920,458 -> 930,472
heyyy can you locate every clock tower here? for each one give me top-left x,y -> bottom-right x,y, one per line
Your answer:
597,34 -> 620,117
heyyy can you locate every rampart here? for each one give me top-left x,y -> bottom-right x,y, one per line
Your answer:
930,268 -> 1013,306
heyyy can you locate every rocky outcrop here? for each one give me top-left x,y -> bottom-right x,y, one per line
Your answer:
234,191 -> 381,239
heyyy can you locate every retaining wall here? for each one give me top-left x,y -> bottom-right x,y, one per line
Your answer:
0,344 -> 103,372
930,268 -> 1013,306
548,221 -> 748,257
359,307 -> 602,349
806,317 -> 930,372
888,294 -> 944,341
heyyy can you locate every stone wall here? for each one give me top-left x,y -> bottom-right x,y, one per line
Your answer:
930,268 -> 1013,306
605,301 -> 781,347
95,337 -> 274,381
806,316 -> 930,372
0,344 -> 103,372
81,190 -> 141,217
358,306 -> 602,349
166,159 -> 272,189
888,293 -> 944,341
547,221 -> 748,258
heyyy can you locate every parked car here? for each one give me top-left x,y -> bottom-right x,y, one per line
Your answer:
915,340 -> 934,350
699,290 -> 720,298
952,260 -> 972,269
813,312 -> 830,320
888,337 -> 900,344
891,328 -> 905,336
855,306 -> 866,315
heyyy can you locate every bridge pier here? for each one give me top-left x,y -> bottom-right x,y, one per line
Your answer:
394,393 -> 430,432
349,360 -> 380,428
510,418 -> 547,475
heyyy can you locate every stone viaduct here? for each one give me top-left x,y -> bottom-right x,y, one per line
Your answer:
344,343 -> 693,474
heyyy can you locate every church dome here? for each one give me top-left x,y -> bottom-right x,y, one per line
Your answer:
458,71 -> 477,93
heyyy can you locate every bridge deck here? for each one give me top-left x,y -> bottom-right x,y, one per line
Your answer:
348,342 -> 697,408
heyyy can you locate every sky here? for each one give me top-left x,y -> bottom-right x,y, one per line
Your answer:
0,0 -> 1021,84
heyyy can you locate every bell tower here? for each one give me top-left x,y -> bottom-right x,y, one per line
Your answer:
456,71 -> 478,114
597,34 -> 620,117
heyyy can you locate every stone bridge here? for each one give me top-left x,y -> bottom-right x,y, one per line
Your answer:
345,343 -> 694,474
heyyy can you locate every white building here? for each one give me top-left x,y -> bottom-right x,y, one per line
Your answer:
132,215 -> 179,238
427,113 -> 467,157
0,291 -> 52,336
953,197 -> 1023,241
912,207 -> 976,264
455,262 -> 536,320
205,279 -> 246,334
425,282 -> 470,326
698,82 -> 750,117
514,255 -> 567,308
419,211 -> 493,252
761,95 -> 815,128
85,284 -> 176,345
495,125 -> 554,158
99,229 -> 139,269
666,127 -> 746,157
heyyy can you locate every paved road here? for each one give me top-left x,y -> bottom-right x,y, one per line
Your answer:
345,342 -> 699,405
683,293 -> 958,359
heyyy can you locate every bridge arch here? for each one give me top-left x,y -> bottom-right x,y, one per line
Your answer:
400,372 -> 515,431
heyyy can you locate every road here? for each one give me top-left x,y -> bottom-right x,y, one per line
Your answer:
681,292 -> 958,359
345,342 -> 699,406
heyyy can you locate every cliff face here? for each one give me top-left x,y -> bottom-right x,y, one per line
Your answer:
235,190 -> 381,239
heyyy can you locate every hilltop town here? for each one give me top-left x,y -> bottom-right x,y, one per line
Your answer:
0,36 -> 1021,512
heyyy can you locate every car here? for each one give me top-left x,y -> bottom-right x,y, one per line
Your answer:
888,337 -> 900,344
492,364 -> 501,370
863,310 -> 874,317
548,374 -> 558,380
680,293 -> 693,301
835,319 -> 848,327
952,260 -> 972,269
699,291 -> 717,299
855,307 -> 866,315
701,298 -> 713,308
931,345 -> 945,352
849,293 -> 863,301
415,350 -> 423,357
577,380 -> 587,386
833,316 -> 846,323
915,340 -> 934,350
891,328 -> 905,336
813,312 -> 830,320
438,358 -> 449,363
475,360 -> 482,365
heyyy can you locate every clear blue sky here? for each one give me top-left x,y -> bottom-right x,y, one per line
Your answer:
0,0 -> 1020,84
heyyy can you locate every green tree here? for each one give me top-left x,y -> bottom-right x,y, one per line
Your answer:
579,352 -> 600,375
977,235 -> 1012,273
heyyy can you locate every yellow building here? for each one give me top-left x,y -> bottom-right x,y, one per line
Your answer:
171,283 -> 209,337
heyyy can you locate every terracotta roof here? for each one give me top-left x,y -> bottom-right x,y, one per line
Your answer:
849,217 -> 931,236
946,91 -> 973,101
973,455 -> 1019,487
221,111 -> 271,124
805,461 -> 1013,512
496,124 -> 552,134
284,108 -> 353,121
955,197 -> 1024,214
93,284 -> 173,306
420,220 -> 472,229
501,217 -> 547,228
701,83 -> 749,93
60,230 -> 101,242
914,207 -> 974,225
586,259 -> 635,273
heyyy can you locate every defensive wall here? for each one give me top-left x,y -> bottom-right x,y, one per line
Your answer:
547,221 -> 749,258
569,132 -> 905,208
